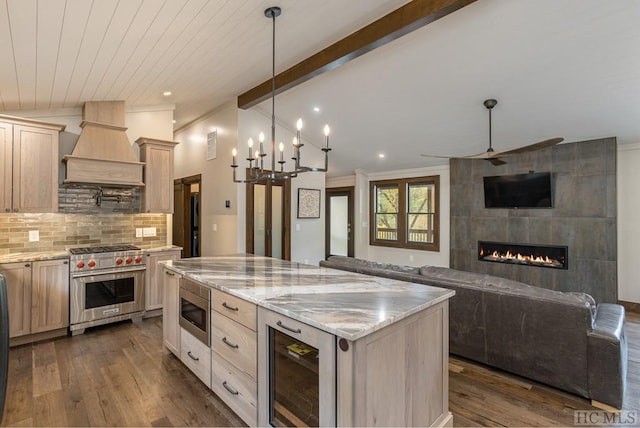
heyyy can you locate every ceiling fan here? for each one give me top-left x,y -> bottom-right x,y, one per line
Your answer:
421,99 -> 564,166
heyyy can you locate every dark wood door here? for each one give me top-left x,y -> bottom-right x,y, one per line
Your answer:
325,187 -> 354,259
173,175 -> 201,258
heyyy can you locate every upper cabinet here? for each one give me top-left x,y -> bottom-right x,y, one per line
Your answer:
135,137 -> 178,213
0,115 -> 65,213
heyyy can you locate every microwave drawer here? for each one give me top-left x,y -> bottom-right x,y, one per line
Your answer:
212,350 -> 257,428
180,327 -> 211,388
212,288 -> 256,331
211,310 -> 257,379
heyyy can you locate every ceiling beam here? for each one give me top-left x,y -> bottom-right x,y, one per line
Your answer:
237,0 -> 477,109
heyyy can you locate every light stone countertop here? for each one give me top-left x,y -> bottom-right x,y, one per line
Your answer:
0,245 -> 181,264
162,254 -> 455,341
0,251 -> 70,264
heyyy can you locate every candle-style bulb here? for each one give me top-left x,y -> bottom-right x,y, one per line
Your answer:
258,132 -> 265,143
324,124 -> 330,136
232,148 -> 237,156
296,118 -> 303,131
248,138 -> 254,148
279,142 -> 284,152
292,137 -> 298,147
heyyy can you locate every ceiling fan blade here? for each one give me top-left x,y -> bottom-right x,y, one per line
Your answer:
494,137 -> 564,157
419,154 -> 457,159
487,157 -> 507,166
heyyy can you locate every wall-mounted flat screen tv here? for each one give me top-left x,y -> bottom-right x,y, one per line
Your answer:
483,172 -> 553,208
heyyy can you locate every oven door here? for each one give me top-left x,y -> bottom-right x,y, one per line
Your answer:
70,267 -> 145,325
179,284 -> 210,346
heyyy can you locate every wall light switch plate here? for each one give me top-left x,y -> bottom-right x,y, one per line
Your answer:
295,223 -> 301,232
28,230 -> 39,242
212,224 -> 217,232
135,228 -> 143,238
142,227 -> 156,237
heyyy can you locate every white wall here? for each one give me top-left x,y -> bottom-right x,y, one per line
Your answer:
237,108 -> 326,265
328,166 -> 450,268
617,143 -> 640,304
173,100 -> 239,256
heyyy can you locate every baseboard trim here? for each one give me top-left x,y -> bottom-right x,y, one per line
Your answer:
9,327 -> 68,347
618,300 -> 640,314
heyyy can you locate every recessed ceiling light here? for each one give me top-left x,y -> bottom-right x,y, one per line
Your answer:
313,107 -> 320,112
378,153 -> 385,158
172,120 -> 176,124
163,91 -> 172,96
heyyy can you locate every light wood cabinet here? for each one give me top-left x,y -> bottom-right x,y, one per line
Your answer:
0,258 -> 69,339
0,116 -> 65,213
180,327 -> 211,388
31,259 -> 70,334
162,268 -> 181,356
145,249 -> 181,311
0,262 -> 32,338
211,289 -> 258,427
135,137 -> 178,213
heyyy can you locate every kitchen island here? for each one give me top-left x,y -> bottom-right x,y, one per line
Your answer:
162,255 -> 455,427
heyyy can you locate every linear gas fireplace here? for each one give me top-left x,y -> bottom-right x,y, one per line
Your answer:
478,241 -> 568,270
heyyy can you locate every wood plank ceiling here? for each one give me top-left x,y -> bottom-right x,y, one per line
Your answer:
0,0 -> 411,127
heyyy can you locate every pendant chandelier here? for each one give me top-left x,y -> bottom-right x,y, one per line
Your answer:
231,6 -> 331,183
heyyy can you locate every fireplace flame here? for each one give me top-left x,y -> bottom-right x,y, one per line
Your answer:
483,249 -> 563,268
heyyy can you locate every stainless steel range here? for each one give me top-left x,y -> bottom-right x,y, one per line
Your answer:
69,245 -> 146,335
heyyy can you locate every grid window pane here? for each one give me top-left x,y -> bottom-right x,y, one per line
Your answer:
408,184 -> 433,213
376,214 -> 398,240
408,213 -> 434,243
376,186 -> 398,213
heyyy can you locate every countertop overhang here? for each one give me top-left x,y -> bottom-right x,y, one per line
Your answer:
162,254 -> 455,341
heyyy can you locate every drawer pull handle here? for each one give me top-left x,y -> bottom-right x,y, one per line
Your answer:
222,381 -> 239,395
222,337 -> 239,349
276,321 -> 301,334
165,271 -> 175,277
187,351 -> 199,361
222,302 -> 239,312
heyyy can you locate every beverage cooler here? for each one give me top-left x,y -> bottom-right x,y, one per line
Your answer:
0,273 -> 9,420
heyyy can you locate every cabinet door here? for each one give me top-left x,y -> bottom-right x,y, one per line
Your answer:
142,145 -> 173,213
31,259 -> 70,333
0,122 -> 12,213
145,250 -> 180,310
12,125 -> 59,213
0,262 -> 32,338
162,268 -> 181,356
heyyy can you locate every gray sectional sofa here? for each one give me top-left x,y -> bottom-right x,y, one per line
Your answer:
319,256 -> 627,409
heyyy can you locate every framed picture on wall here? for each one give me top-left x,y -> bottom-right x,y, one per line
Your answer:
297,188 -> 321,219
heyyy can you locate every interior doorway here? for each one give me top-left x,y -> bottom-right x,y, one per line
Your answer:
325,187 -> 355,258
246,172 -> 291,260
173,174 -> 201,258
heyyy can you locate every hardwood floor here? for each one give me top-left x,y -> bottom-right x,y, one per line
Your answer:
2,313 -> 638,427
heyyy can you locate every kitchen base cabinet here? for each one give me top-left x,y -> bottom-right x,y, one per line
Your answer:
145,249 -> 181,313
258,302 -> 452,427
31,260 -> 70,333
180,327 -> 211,388
0,262 -> 31,338
162,269 -> 181,356
212,350 -> 258,427
0,259 -> 70,344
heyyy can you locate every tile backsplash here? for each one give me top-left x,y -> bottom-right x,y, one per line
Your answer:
0,213 -> 167,256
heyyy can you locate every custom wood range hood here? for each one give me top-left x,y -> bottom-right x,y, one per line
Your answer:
63,101 -> 144,187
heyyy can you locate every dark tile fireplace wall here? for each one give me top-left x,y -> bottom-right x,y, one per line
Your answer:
450,138 -> 617,303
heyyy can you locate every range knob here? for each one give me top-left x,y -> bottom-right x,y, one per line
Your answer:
88,260 -> 96,268
125,258 -> 133,264
116,258 -> 123,265
76,262 -> 85,269
135,256 -> 142,264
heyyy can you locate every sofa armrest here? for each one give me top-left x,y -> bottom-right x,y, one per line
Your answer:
587,303 -> 627,408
